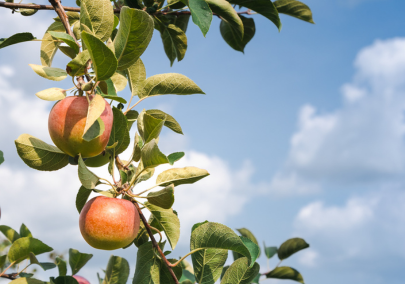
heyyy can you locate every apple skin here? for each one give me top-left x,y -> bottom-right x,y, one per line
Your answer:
73,275 -> 91,284
79,196 -> 140,250
48,96 -> 113,158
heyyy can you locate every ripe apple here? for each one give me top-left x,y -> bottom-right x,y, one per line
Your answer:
79,196 -> 140,250
73,275 -> 90,284
48,96 -> 113,158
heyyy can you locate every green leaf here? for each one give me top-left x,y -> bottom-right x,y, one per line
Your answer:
188,0 -> 213,36
126,110 -> 139,131
133,242 -> 161,284
76,186 -> 92,213
190,222 -> 255,264
19,224 -> 32,238
0,225 -> 21,243
236,228 -> 260,258
176,14 -> 191,32
156,167 -> 210,187
192,248 -> 228,284
144,202 -> 180,250
0,33 -> 35,49
9,278 -> 46,284
147,184 -> 175,209
8,237 -> 53,264
78,155 -> 100,189
53,276 -> 80,284
82,94 -> 106,141
239,236 -> 259,266
66,50 -> 91,77
156,20 -> 187,66
160,258 -> 182,284
141,139 -> 169,169
103,255 -> 130,284
35,88 -> 66,101
133,222 -> 149,248
0,255 -> 7,268
41,22 -> 67,66
146,109 -> 183,135
266,267 -> 304,283
59,46 -> 77,59
227,0 -> 281,31
48,31 -> 80,54
220,15 -> 255,53
29,252 -> 57,271
111,71 -> 128,92
80,0 -> 114,42
28,64 -> 67,81
167,152 -> 185,165
107,107 -> 130,155
139,73 -> 204,99
114,7 -> 154,70
15,134 -> 69,171
251,273 -> 260,283
0,150 -> 3,165
81,31 -> 118,81
142,113 -> 165,143
126,59 -> 146,100
220,257 -> 260,284
263,242 -> 277,259
274,0 -> 314,23
69,248 -> 93,275
102,95 -> 127,104
82,117 -> 105,142
56,256 -> 67,276
277,238 -> 309,260
54,12 -> 81,24
206,0 -> 243,39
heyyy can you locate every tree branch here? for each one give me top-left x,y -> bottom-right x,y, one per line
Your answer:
48,0 -> 77,42
132,200 -> 180,284
0,273 -> 18,280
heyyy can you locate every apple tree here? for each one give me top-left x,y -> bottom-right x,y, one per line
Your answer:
0,0 -> 314,283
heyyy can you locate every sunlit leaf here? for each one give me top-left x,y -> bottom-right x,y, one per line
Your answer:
28,64 -> 67,81
266,266 -> 304,283
8,237 -> 53,264
80,0 -> 114,42
35,88 -> 66,101
188,0 -> 213,36
78,155 -> 100,189
156,167 -> 209,187
220,257 -> 260,284
274,0 -> 314,23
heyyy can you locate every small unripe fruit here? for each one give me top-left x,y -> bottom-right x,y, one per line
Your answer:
79,196 -> 140,250
73,275 -> 90,284
48,96 -> 113,158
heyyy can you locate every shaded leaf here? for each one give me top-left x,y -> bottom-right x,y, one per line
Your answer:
266,266 -> 304,283
236,228 -> 261,258
78,155 -> 99,189
0,255 -> 7,268
15,134 -> 69,171
220,257 -> 260,284
82,94 -> 106,141
29,252 -> 56,271
53,276 -> 80,284
82,117 -> 105,142
132,242 -> 160,283
156,167 -> 209,187
126,59 -> 146,99
220,15 -> 255,52
147,184 -> 175,209
56,256 -> 67,276
66,50 -> 91,77
274,0 -> 314,23
141,139 -> 169,169
76,186 -> 92,213
103,255 -> 130,284
69,248 -> 93,275
8,237 -> 53,264
146,109 -> 183,135
188,0 -> 213,36
80,0 -> 114,42
192,248 -> 228,284
168,152 -> 185,165
59,46 -> 77,59
41,22 -> 67,66
28,64 -> 67,81
0,32 -> 35,49
19,224 -> 32,238
35,88 -> 66,101
160,258 -> 182,284
0,150 -> 3,165
156,19 -> 187,66
126,110 -> 139,131
48,31 -> 79,54
263,242 -> 277,259
206,0 -> 243,39
0,225 -> 21,243
142,113 -> 165,143
278,238 -> 309,260
107,107 -> 130,155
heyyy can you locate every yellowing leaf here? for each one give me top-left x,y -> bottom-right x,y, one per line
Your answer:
28,64 -> 67,81
35,88 -> 66,101
82,94 -> 106,140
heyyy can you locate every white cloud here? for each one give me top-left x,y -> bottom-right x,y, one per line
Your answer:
269,38 -> 405,195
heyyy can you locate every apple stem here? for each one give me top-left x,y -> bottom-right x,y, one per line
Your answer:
132,201 -> 180,284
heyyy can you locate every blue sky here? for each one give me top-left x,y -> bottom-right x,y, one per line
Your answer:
1,0 -> 405,283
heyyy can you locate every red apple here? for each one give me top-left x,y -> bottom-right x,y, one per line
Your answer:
48,96 -> 113,158
73,275 -> 90,284
79,196 -> 140,250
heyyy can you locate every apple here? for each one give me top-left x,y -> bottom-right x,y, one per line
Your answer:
73,275 -> 90,284
79,196 -> 140,250
48,96 -> 113,158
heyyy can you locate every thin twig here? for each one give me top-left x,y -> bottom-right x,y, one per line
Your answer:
0,273 -> 18,280
132,201 -> 180,284
48,0 -> 78,44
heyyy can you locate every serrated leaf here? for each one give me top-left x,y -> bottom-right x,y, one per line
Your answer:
142,113 -> 165,143
107,107 -> 130,155
263,242 -> 277,259
66,50 -> 91,77
9,278 -> 45,284
277,238 -> 309,260
126,59 -> 146,99
78,155 -> 99,189
41,22 -> 66,66
139,73 -> 204,99
132,242 -> 160,284
236,228 -> 260,258
56,257 -> 67,276
8,237 -> 53,264
144,202 -> 180,250
147,184 -> 175,209
220,15 -> 255,53
48,31 -> 79,54
160,258 -> 182,284
188,0 -> 213,36
167,152 -> 185,165
103,255 -> 130,284
141,139 -> 169,169
0,32 -> 35,49
156,167 -> 209,187
28,64 -> 67,81
20,224 -> 32,238
266,267 -> 304,283
35,88 -> 66,101
15,134 -> 69,171
76,186 -> 92,213
0,225 -> 21,243
82,94 -> 106,141
227,0 -> 281,31
206,0 -> 243,39
193,248 -> 228,284
111,71 -> 128,92
81,32 -> 118,81
80,0 -> 114,42
274,0 -> 314,23
146,109 -> 183,135
114,7 -> 154,70
29,252 -> 57,271
220,257 -> 260,284
69,248 -> 93,275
